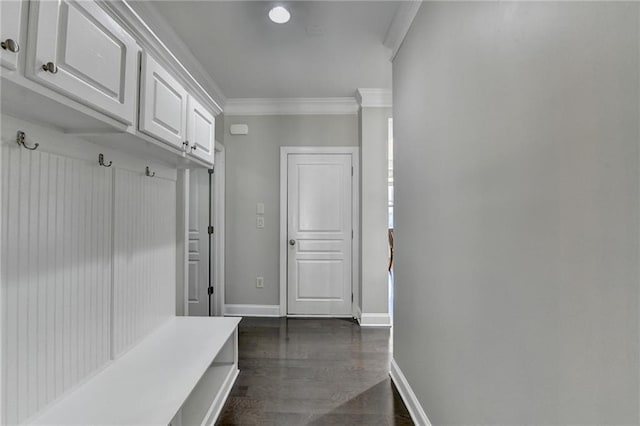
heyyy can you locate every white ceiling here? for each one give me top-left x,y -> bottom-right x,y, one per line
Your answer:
149,1 -> 399,99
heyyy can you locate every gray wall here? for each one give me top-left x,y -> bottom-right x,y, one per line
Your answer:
360,106 -> 392,314
393,2 -> 639,425
215,113 -> 225,144
225,115 -> 358,305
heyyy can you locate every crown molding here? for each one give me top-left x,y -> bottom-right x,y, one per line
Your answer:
224,98 -> 359,116
383,1 -> 422,61
355,89 -> 392,108
99,0 -> 226,115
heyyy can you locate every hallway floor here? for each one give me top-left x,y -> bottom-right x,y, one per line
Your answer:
216,318 -> 412,425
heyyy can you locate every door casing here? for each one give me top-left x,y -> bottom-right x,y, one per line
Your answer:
279,146 -> 360,317
180,141 -> 224,317
213,141 -> 225,316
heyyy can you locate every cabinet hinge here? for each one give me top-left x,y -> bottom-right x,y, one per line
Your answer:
208,225 -> 214,235
207,286 -> 214,295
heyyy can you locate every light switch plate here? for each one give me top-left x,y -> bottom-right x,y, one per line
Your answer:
256,203 -> 265,215
256,277 -> 264,288
256,216 -> 265,229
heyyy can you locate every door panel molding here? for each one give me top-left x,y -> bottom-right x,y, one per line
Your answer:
279,146 -> 360,317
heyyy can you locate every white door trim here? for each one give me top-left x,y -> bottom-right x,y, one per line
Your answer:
279,146 -> 360,317
214,141 -> 225,316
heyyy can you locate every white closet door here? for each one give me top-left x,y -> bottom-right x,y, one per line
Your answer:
139,52 -> 188,149
26,0 -> 138,125
112,168 -> 176,357
186,95 -> 215,165
1,144 -> 112,425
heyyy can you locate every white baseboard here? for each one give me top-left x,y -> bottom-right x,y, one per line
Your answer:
224,304 -> 281,317
390,358 -> 432,426
359,312 -> 392,327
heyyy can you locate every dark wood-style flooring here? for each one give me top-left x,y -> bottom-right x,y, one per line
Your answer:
216,317 -> 413,426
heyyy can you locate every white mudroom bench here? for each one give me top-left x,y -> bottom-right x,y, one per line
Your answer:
28,317 -> 241,426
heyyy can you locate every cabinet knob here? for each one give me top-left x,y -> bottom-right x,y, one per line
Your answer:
191,145 -> 197,151
182,140 -> 189,151
1,38 -> 19,53
42,62 -> 58,74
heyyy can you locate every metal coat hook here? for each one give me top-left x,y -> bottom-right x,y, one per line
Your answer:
16,131 -> 39,151
98,153 -> 112,167
145,166 -> 155,177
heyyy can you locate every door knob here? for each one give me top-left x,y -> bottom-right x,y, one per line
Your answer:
1,38 -> 19,53
42,62 -> 58,73
289,239 -> 296,246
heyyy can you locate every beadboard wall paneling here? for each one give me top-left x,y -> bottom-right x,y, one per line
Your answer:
1,144 -> 112,425
112,168 -> 177,358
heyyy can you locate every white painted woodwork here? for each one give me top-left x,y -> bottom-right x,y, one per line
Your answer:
224,98 -> 359,116
287,153 -> 353,315
188,169 -> 210,317
0,1 -> 24,71
212,142 -> 226,316
101,1 -> 224,115
25,0 -> 138,125
112,168 -> 176,357
29,317 -> 241,426
1,144 -> 112,425
139,52 -> 188,150
187,95 -> 215,164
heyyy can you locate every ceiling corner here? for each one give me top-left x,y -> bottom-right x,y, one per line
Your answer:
356,89 -> 392,108
383,1 -> 422,61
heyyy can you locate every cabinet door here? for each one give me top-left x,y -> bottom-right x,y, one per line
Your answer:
186,95 -> 215,165
139,52 -> 188,149
0,1 -> 24,71
26,0 -> 138,125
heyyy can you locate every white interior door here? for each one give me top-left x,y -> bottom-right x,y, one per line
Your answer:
287,153 -> 353,315
188,169 -> 211,316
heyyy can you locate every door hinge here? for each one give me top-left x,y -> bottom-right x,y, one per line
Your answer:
351,293 -> 354,302
351,166 -> 353,176
207,286 -> 214,295
208,225 -> 214,235
351,230 -> 353,239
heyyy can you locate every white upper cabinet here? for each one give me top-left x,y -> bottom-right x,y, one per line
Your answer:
186,95 -> 215,164
0,1 -> 24,71
139,52 -> 188,150
25,0 -> 139,125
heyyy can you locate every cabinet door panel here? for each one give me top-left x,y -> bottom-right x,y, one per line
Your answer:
26,0 -> 138,125
0,1 -> 24,71
62,3 -> 124,97
186,95 -> 215,164
139,52 -> 188,149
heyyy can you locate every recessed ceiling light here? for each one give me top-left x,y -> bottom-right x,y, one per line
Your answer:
269,6 -> 290,24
